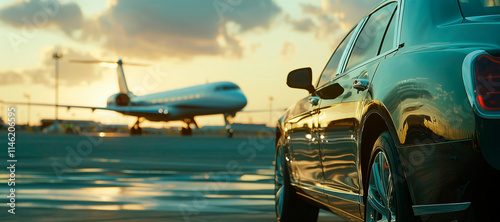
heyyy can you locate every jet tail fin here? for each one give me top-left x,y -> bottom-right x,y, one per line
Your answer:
117,60 -> 131,94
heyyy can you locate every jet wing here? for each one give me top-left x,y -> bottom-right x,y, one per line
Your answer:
239,109 -> 286,112
2,102 -> 170,115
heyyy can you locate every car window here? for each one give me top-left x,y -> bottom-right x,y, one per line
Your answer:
316,27 -> 356,88
345,3 -> 397,71
459,0 -> 500,17
379,7 -> 398,55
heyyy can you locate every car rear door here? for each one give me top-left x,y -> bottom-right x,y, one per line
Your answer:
315,2 -> 399,217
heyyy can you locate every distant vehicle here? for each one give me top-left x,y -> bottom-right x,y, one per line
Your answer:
40,119 -> 103,134
9,60 -> 247,137
275,0 -> 500,221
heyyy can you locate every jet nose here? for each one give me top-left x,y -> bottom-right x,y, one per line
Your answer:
235,92 -> 247,109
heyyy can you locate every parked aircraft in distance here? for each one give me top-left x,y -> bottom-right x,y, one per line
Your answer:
9,59 -> 248,137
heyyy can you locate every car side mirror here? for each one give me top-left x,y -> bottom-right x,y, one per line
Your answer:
316,83 -> 344,100
287,67 -> 315,94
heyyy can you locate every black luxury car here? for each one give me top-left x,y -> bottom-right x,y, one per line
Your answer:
275,0 -> 500,221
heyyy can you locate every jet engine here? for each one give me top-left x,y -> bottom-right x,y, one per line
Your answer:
107,93 -> 130,106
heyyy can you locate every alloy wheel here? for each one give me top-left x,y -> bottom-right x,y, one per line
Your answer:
275,147 -> 285,219
366,151 -> 397,222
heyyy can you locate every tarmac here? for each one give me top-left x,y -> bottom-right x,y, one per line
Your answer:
0,132 -> 345,222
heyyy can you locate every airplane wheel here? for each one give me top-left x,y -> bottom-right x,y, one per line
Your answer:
226,130 -> 233,138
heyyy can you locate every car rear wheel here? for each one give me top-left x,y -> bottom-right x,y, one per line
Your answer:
275,139 -> 319,222
365,132 -> 417,222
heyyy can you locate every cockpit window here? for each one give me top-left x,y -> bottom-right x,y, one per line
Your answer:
459,0 -> 500,17
215,85 -> 240,91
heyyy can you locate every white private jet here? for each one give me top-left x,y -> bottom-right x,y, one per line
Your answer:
10,60 -> 248,137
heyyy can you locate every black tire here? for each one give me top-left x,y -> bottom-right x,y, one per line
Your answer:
226,128 -> 234,138
365,131 -> 417,222
275,138 -> 319,222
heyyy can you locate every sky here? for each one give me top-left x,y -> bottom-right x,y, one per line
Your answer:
0,0 -> 381,128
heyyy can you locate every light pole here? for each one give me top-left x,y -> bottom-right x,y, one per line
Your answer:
269,96 -> 273,126
0,101 -> 3,123
53,52 -> 62,124
24,93 -> 30,126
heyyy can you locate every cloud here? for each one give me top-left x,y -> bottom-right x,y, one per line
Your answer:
280,42 -> 296,64
221,0 -> 281,32
0,0 -> 83,35
319,0 -> 380,25
0,71 -> 24,86
85,0 -> 235,59
0,0 -> 282,60
289,17 -> 316,33
0,47 -> 101,87
281,42 -> 297,57
84,0 -> 281,59
43,47 -> 102,86
287,0 -> 381,44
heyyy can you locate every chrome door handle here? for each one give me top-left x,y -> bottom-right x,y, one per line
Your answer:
353,79 -> 369,92
308,96 -> 319,106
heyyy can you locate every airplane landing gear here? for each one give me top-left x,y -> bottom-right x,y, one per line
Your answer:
130,118 -> 143,135
224,113 -> 235,138
181,118 -> 198,136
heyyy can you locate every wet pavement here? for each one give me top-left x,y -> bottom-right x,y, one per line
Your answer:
0,133 -> 344,221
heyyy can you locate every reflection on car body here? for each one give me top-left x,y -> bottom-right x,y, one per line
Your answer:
275,0 -> 500,221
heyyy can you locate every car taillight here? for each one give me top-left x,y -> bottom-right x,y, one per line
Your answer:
475,54 -> 500,111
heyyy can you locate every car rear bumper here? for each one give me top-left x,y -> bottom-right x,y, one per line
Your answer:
474,115 -> 500,170
398,138 -> 500,221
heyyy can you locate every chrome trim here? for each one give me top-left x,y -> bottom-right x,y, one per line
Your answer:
412,202 -> 471,216
465,14 -> 500,22
461,50 -> 500,119
397,0 -> 405,47
400,138 -> 473,149
323,187 -> 362,204
292,181 -> 324,195
292,181 -> 362,204
462,50 -> 484,108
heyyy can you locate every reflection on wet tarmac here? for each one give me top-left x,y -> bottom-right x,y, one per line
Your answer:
0,133 -> 344,221
17,166 -> 274,213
